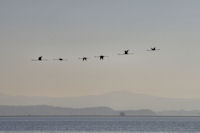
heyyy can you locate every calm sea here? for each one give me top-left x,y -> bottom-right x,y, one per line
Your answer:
0,116 -> 200,133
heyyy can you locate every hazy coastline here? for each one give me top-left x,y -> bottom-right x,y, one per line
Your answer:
0,105 -> 200,117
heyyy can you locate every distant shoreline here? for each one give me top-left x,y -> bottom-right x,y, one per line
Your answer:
1,105 -> 200,117
1,115 -> 200,117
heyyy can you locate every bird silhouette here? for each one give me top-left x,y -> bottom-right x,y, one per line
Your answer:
147,47 -> 160,51
53,58 -> 67,61
32,56 -> 47,61
94,55 -> 108,60
79,57 -> 89,61
118,50 -> 134,55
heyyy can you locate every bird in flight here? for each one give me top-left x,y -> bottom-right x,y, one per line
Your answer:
118,50 -> 134,55
79,57 -> 89,61
53,58 -> 67,61
32,56 -> 47,61
94,55 -> 108,60
147,47 -> 160,51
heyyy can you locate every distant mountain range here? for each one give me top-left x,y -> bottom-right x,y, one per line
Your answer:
1,91 -> 200,112
0,105 -> 156,116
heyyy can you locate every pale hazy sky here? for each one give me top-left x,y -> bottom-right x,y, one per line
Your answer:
0,0 -> 200,98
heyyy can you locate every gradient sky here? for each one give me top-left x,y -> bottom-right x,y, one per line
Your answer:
0,0 -> 200,98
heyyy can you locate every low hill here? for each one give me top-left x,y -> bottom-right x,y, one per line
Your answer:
1,91 -> 200,111
0,105 -> 155,116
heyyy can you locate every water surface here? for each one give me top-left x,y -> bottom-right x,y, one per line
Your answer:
0,116 -> 200,133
